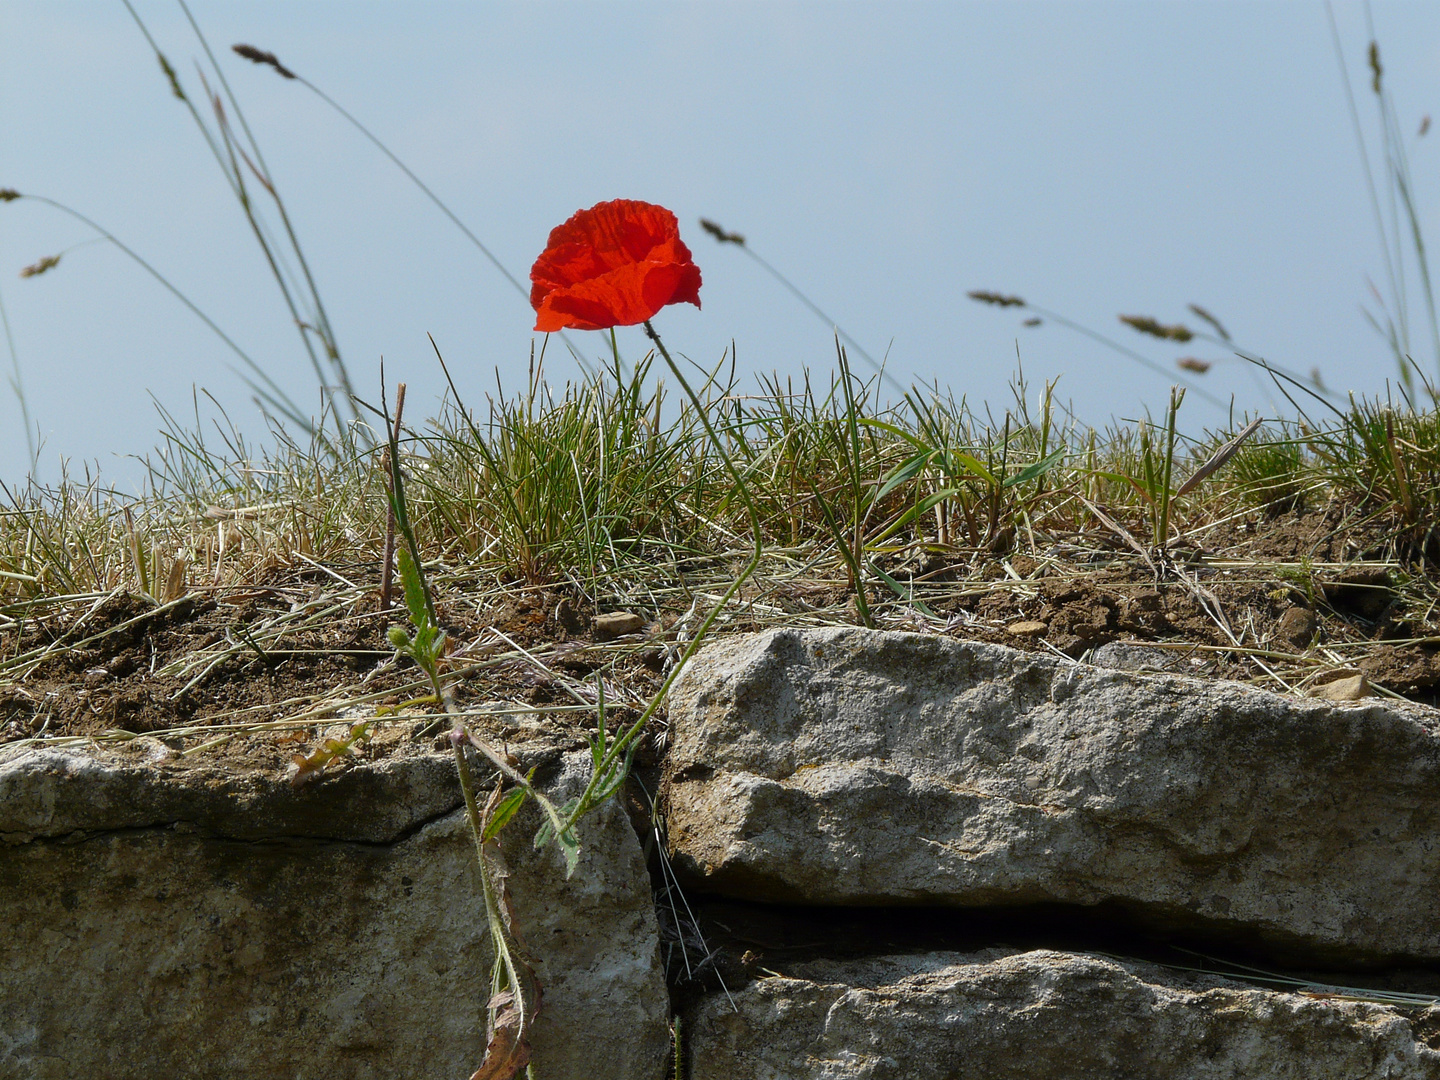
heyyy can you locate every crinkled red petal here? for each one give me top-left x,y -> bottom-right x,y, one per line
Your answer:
530,199 -> 702,331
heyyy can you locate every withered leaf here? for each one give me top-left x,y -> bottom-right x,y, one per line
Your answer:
467,992 -> 531,1080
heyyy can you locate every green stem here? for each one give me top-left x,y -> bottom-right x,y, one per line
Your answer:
563,320 -> 766,826
452,736 -> 489,871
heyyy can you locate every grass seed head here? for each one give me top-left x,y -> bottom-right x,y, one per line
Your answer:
968,290 -> 1026,308
1120,314 -> 1194,343
19,255 -> 61,279
699,218 -> 745,245
1187,303 -> 1232,341
232,44 -> 297,80
156,53 -> 185,100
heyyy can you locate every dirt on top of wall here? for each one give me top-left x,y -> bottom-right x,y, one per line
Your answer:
1,503 -> 1437,779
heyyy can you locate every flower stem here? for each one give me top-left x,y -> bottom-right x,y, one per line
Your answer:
561,320 -> 766,825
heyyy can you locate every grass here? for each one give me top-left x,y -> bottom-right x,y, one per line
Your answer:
1,356 -> 1438,712
2,10 -> 1432,639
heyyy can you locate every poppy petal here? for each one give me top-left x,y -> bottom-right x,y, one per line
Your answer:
530,199 -> 702,331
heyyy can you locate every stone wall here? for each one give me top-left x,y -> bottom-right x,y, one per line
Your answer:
5,626 -> 1440,1078
663,627 -> 1440,1079
0,745 -> 669,1080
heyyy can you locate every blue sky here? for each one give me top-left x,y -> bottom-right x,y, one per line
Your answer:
2,1 -> 1438,485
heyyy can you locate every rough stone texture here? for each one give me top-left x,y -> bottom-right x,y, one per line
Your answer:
1088,640 -> 1206,675
664,627 -> 1440,964
0,741 -> 459,844
685,948 -> 1440,1080
0,745 -> 668,1080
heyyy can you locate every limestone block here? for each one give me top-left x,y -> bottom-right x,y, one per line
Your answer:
686,949 -> 1440,1080
665,627 -> 1440,964
0,745 -> 668,1080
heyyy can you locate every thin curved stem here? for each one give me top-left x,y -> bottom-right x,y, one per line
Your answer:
0,281 -> 36,468
564,319 -> 766,824
230,41 -> 592,376
701,223 -> 904,396
10,193 -> 312,433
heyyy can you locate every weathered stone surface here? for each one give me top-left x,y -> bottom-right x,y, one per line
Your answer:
1088,639 -> 1206,675
0,741 -> 459,843
686,948 -> 1440,1080
0,746 -> 668,1080
664,627 -> 1440,963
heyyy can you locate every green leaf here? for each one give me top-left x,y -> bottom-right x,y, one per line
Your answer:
870,560 -> 937,618
534,796 -> 581,851
591,738 -> 638,804
555,825 -> 581,878
869,486 -> 963,544
413,624 -> 445,665
951,451 -> 998,486
397,546 -> 430,632
1092,469 -> 1156,507
1003,447 -> 1067,488
482,787 -> 529,842
532,795 -> 583,878
874,450 -> 937,502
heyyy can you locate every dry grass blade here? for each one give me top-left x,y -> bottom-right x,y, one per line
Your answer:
1077,494 -> 1156,574
1175,417 -> 1265,497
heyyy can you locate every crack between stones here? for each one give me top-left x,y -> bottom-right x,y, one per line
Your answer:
659,892 -> 1440,1016
10,796 -> 466,849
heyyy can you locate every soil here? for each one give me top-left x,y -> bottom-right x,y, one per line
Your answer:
2,503 -> 1438,775
0,571 -> 652,774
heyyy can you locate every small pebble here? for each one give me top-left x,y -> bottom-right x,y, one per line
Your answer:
593,611 -> 647,640
1308,673 -> 1370,701
1277,606 -> 1318,650
1007,620 -> 1048,638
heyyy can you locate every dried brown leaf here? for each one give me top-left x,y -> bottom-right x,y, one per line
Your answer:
467,1003 -> 530,1080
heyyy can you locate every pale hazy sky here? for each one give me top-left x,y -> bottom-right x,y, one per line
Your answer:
2,2 -> 1438,484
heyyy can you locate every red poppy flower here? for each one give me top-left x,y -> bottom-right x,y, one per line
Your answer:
530,199 -> 702,332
